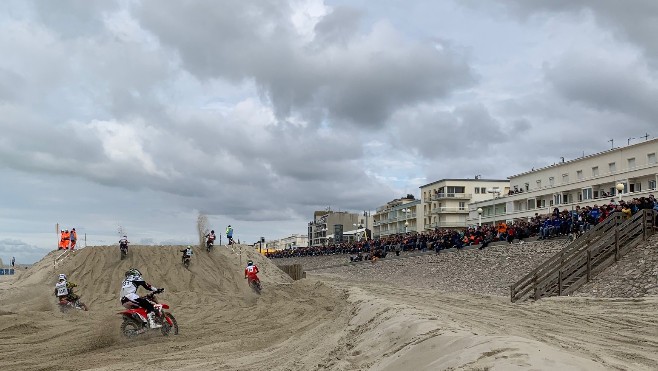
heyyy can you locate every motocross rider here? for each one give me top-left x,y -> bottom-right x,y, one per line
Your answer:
244,260 -> 260,285
54,273 -> 80,303
180,246 -> 193,264
205,230 -> 216,247
119,268 -> 163,328
119,235 -> 129,250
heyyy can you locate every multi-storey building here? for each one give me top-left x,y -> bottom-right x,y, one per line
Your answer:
420,178 -> 510,230
372,196 -> 422,238
308,210 -> 369,246
468,138 -> 658,225
265,234 -> 308,251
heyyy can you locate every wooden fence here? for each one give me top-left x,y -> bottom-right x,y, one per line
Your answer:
278,264 -> 306,280
511,209 -> 657,302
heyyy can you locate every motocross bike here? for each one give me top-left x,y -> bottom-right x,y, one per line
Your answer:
120,243 -> 128,260
118,291 -> 178,338
206,238 -> 214,253
58,296 -> 88,312
183,255 -> 191,268
248,277 -> 262,294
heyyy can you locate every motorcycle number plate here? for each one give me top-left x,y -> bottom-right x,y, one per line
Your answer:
57,287 -> 68,296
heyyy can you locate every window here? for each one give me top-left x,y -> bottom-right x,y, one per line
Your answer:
474,188 -> 480,194
458,202 -> 465,211
527,199 -> 536,210
536,179 -> 542,188
562,174 -> 569,184
549,177 -> 554,187
537,199 -> 546,208
480,187 -> 486,193
649,153 -> 656,165
628,158 -> 636,169
592,166 -> 599,177
446,186 -> 465,194
650,180 -> 656,190
609,162 -> 616,173
554,194 -> 562,205
524,183 -> 529,191
582,188 -> 593,200
577,170 -> 583,180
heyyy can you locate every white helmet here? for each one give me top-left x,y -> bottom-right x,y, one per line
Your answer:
58,273 -> 67,281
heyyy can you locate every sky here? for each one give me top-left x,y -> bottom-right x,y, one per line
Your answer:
2,0 -> 658,263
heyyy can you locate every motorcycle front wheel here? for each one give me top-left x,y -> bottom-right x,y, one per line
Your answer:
161,313 -> 179,336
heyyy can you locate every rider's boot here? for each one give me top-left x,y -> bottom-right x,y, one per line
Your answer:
147,312 -> 162,328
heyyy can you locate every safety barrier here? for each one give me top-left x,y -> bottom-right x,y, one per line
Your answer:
0,268 -> 15,275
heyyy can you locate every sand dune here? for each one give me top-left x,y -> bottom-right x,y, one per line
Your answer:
0,243 -> 655,370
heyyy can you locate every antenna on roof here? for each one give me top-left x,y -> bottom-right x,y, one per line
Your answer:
641,133 -> 650,141
560,157 -> 564,163
628,137 -> 635,145
608,139 -> 614,149
475,174 -> 481,179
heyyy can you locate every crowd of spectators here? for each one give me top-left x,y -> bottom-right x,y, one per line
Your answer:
266,195 -> 657,261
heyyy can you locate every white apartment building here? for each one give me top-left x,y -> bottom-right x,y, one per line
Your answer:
372,196 -> 422,238
468,138 -> 658,225
265,234 -> 308,251
420,178 -> 510,230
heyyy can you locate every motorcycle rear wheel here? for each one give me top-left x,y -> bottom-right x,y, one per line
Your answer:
121,318 -> 142,338
161,313 -> 179,336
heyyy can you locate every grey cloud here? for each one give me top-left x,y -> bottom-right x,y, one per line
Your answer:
0,239 -> 50,265
313,6 -> 363,46
495,0 -> 658,63
388,103 -> 508,160
544,55 -> 658,124
136,0 -> 474,127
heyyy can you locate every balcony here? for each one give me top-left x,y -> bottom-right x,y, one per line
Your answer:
430,193 -> 472,200
428,221 -> 467,228
431,207 -> 468,214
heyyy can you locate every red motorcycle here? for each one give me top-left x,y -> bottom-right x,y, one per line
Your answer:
117,292 -> 178,338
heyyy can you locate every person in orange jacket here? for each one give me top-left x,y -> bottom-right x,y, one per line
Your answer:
59,230 -> 67,250
62,229 -> 70,250
70,228 -> 77,250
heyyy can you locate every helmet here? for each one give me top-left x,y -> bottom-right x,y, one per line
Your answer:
125,268 -> 141,278
211,230 -> 214,233
247,260 -> 253,266
228,225 -> 231,227
58,273 -> 67,281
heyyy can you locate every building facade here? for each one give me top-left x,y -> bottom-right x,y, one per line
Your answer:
420,178 -> 510,230
265,234 -> 308,251
372,196 -> 422,238
308,210 -> 370,246
468,139 -> 658,225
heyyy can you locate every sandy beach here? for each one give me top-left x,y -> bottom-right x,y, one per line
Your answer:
0,243 -> 656,370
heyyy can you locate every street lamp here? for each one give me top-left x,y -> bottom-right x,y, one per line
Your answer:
616,183 -> 624,201
477,208 -> 483,227
401,208 -> 411,233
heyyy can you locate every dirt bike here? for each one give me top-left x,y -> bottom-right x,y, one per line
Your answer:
120,244 -> 128,260
118,291 -> 178,338
58,296 -> 88,312
206,239 -> 214,253
247,277 -> 262,294
183,255 -> 191,268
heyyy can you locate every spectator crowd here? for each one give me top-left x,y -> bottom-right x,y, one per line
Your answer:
267,195 -> 657,261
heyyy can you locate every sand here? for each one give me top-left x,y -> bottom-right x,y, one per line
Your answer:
0,243 -> 656,370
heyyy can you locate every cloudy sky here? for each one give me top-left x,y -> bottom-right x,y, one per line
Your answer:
2,0 -> 657,263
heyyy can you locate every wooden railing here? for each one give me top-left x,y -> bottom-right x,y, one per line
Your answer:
511,209 -> 657,302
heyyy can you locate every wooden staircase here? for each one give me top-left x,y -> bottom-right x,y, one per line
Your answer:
510,209 -> 657,302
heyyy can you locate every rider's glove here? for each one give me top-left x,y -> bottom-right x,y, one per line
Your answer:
155,288 -> 165,294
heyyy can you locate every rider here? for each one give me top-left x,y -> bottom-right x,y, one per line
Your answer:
54,273 -> 80,304
180,246 -> 193,264
244,260 -> 260,285
119,235 -> 129,250
205,230 -> 216,247
226,225 -> 234,245
119,268 -> 163,328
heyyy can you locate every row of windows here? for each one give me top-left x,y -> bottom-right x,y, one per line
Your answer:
513,153 -> 657,191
